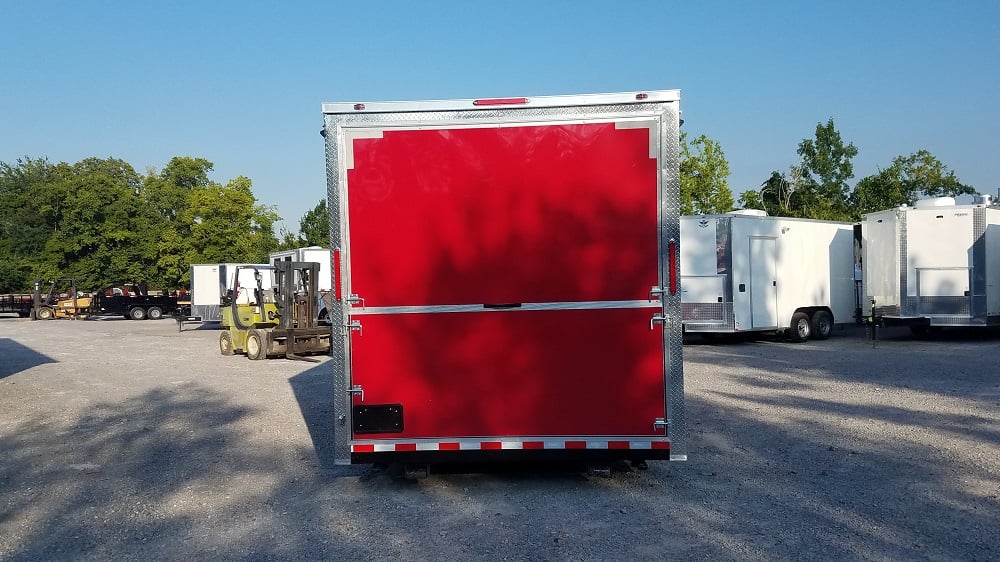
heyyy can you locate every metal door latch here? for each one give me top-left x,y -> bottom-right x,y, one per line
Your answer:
653,418 -> 668,430
348,294 -> 365,308
347,320 -> 362,336
347,385 -> 364,402
649,314 -> 666,330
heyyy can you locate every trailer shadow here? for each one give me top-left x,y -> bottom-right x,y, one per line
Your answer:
0,382 -> 366,561
0,338 -> 56,379
288,361 -> 338,469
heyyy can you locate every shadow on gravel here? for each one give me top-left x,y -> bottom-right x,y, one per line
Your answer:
667,394 -> 999,559
677,334 -> 1000,559
0,379 -> 396,561
0,338 -> 56,379
3,332 -> 998,560
289,362 -> 338,469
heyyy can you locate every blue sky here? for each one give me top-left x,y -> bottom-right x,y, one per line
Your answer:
2,1 -> 997,233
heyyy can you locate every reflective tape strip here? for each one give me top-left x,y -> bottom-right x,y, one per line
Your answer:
350,439 -> 669,453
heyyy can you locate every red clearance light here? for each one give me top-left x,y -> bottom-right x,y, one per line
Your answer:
353,103 -> 365,110
635,93 -> 649,100
473,97 -> 528,106
668,240 -> 678,294
333,249 -> 342,301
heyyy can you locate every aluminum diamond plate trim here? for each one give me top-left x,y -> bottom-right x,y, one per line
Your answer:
325,114 -> 352,465
899,211 -> 912,316
972,207 -> 988,317
658,102 -> 685,459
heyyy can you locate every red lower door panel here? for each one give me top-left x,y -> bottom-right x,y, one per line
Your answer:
350,307 -> 665,439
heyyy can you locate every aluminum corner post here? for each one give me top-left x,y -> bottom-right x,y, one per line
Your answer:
657,99 -> 686,461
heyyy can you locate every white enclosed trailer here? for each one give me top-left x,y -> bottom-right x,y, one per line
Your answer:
268,247 -> 332,292
680,211 -> 857,341
861,196 -> 1000,330
189,263 -> 272,323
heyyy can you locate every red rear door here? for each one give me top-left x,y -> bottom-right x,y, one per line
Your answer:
346,121 -> 664,439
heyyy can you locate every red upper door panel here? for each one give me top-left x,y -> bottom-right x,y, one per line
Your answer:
345,122 -> 659,307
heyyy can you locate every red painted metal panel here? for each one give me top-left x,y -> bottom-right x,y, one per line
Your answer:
346,123 -> 658,307
350,307 -> 665,438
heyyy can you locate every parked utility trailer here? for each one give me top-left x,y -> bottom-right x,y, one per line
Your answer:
680,211 -> 857,341
323,90 -> 686,472
0,294 -> 33,317
862,196 -> 1000,331
188,263 -> 272,323
90,283 -> 181,320
269,246 -> 333,323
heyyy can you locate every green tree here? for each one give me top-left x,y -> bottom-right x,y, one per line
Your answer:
849,150 -> 975,218
37,157 -> 151,290
299,199 -> 329,247
0,158 -> 59,291
183,176 -> 280,269
0,154 -> 279,292
795,119 -> 858,220
142,157 -> 216,287
680,132 -> 734,215
738,167 -> 805,216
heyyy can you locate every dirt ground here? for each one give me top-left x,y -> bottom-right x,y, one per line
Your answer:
1,317 -> 997,561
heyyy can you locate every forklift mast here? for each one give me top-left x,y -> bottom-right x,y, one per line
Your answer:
274,261 -> 320,330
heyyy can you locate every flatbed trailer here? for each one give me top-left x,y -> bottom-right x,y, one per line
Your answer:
323,90 -> 686,472
90,291 -> 181,320
0,294 -> 34,318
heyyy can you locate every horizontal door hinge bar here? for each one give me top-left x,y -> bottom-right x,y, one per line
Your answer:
350,300 -> 660,316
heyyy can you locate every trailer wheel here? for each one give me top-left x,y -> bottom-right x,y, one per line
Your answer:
128,307 -> 146,320
146,306 -> 163,320
788,312 -> 811,342
219,331 -> 235,356
246,329 -> 267,360
810,310 -> 833,340
36,307 -> 54,320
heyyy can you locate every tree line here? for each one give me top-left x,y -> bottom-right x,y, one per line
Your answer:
0,156 -> 324,293
0,121 -> 975,293
728,120 -> 975,220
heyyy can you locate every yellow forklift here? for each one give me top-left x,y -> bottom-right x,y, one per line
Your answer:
219,261 -> 331,360
31,279 -> 92,320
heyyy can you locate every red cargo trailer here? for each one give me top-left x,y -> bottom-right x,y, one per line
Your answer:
322,91 -> 686,472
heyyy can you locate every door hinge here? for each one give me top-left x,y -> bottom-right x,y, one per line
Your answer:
648,286 -> 665,302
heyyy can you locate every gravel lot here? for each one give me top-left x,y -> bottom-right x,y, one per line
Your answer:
1,317 -> 998,561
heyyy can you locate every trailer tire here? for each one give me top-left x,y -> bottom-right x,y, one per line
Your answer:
219,331 -> 235,356
128,307 -> 146,320
36,307 -> 54,320
788,312 -> 811,342
246,329 -> 267,360
146,306 -> 163,320
810,310 -> 833,340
